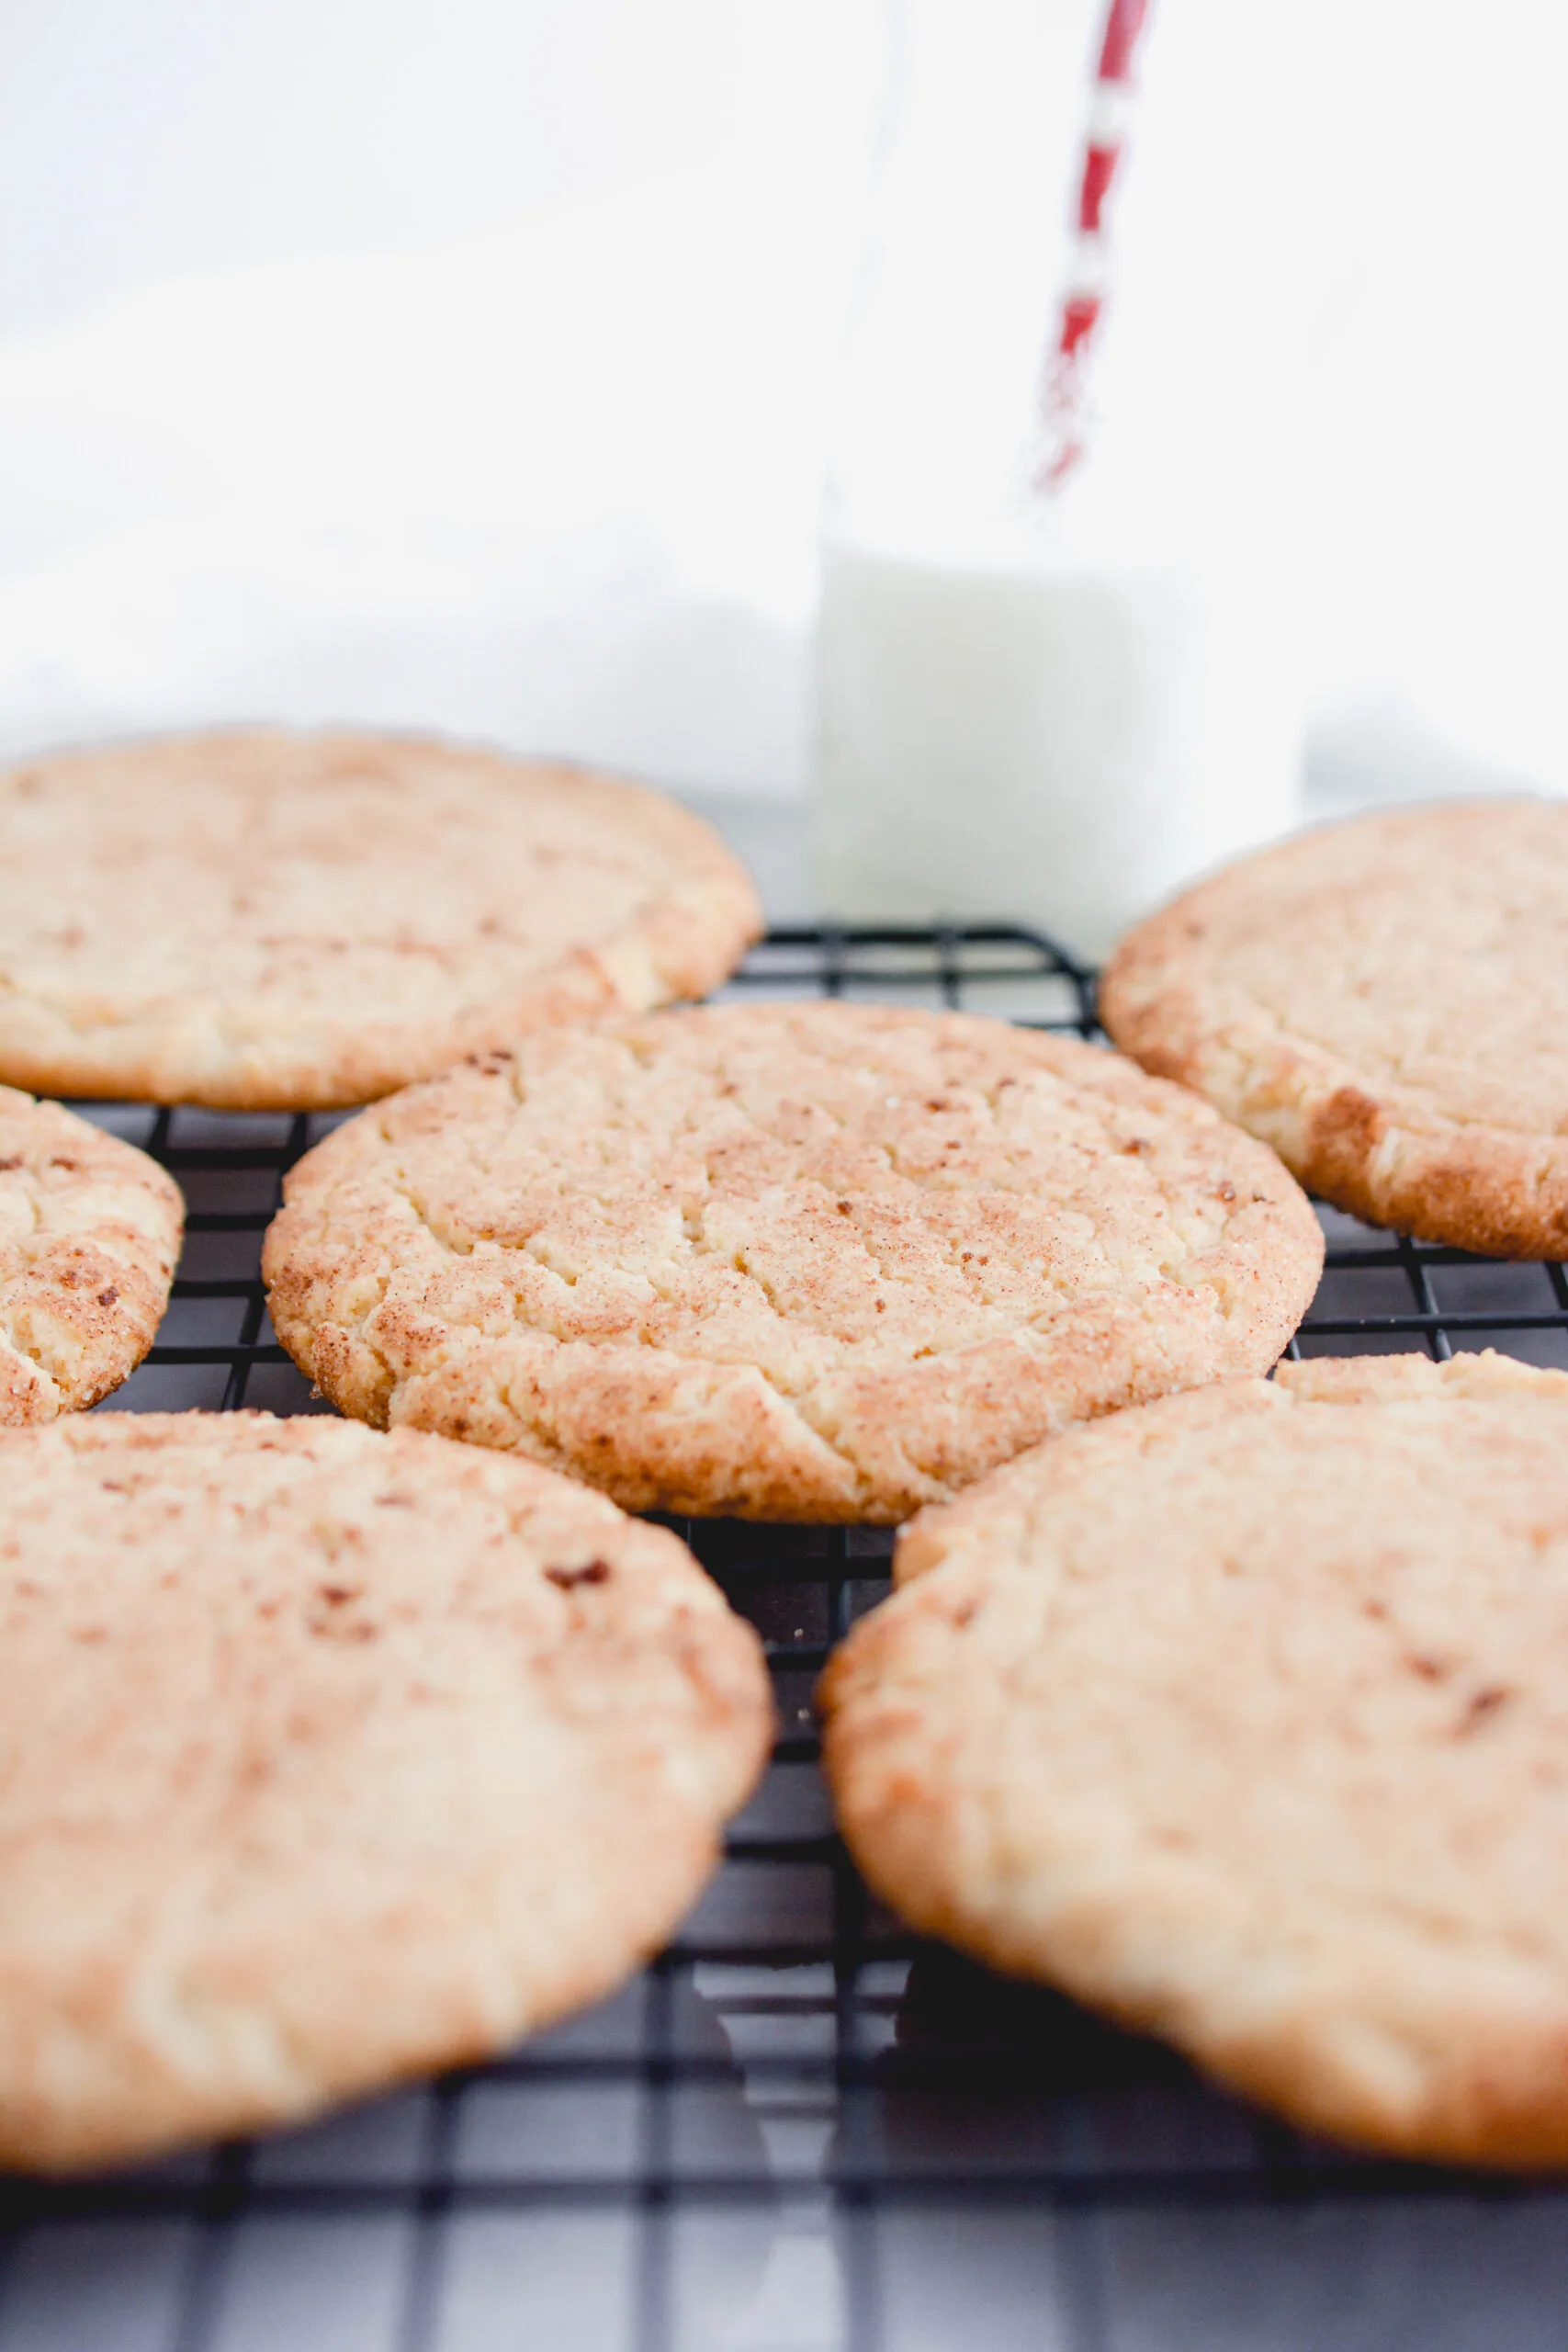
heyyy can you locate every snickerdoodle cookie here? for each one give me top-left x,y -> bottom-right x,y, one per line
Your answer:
0,1410 -> 769,2171
0,730 -> 761,1109
1101,797 -> 1568,1255
824,1351 -> 1568,2165
263,1002 -> 1322,1521
0,1088 -> 180,1423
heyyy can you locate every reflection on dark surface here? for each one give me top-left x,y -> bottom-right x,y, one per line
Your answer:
832,1946 -> 1253,2199
890,1949 -> 1191,2090
822,1948 -> 1568,2350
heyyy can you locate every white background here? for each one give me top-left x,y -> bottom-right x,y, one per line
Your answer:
1,0 -> 1565,806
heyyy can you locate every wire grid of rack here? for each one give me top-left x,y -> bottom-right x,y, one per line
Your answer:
6,922 -> 1568,2352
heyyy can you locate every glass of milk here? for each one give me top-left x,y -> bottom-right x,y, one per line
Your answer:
812,0 -> 1303,960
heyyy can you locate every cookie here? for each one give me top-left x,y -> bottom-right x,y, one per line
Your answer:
1100,797 -> 1568,1256
0,730 -> 761,1110
0,1089 -> 181,1424
0,1411 -> 770,2171
263,1002 -> 1323,1522
823,1351 -> 1568,2165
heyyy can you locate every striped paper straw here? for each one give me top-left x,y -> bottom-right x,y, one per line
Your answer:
1033,0 -> 1152,494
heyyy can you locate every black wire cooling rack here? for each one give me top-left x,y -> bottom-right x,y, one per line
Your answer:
7,924 -> 1568,2352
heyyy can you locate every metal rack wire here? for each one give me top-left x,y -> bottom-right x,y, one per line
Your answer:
5,924 -> 1567,2352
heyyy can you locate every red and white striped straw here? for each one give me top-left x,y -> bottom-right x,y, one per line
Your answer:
1032,0 -> 1152,496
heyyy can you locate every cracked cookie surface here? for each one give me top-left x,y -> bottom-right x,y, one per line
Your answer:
0,1088 -> 181,1423
823,1351 -> 1568,2165
0,1410 -> 770,2171
0,729 -> 761,1109
1101,797 -> 1568,1255
263,1002 -> 1322,1521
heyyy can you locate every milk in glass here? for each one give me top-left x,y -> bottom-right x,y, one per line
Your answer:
814,520 -> 1301,958
810,0 -> 1302,958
